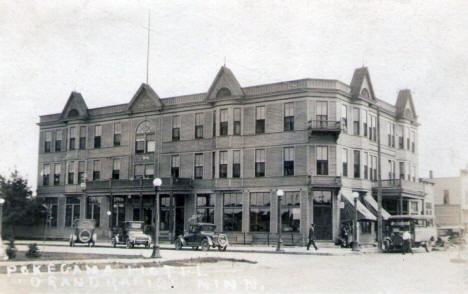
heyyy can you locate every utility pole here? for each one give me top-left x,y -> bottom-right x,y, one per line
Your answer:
376,105 -> 383,251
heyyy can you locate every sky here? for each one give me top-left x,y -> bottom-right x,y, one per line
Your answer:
1,0 -> 468,192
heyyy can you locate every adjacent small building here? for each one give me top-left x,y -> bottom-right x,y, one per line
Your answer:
35,66 -> 428,245
432,169 -> 468,231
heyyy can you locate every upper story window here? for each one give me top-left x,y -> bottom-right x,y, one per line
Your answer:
93,160 -> 101,181
45,131 -> 52,153
363,152 -> 369,180
341,105 -> 348,133
410,131 -> 416,153
369,115 -> 377,142
212,111 -> 216,137
255,106 -> 265,134
219,151 -> 228,178
42,164 -> 50,186
316,146 -> 328,176
399,161 -> 405,180
220,109 -> 228,136
284,147 -> 294,176
398,125 -> 404,149
78,161 -> 85,184
233,150 -> 241,178
67,161 -> 75,184
114,123 -> 121,146
388,122 -> 395,147
361,88 -> 370,99
112,159 -> 121,180
172,116 -> 180,141
255,149 -> 265,177
353,108 -> 360,136
135,121 -> 155,154
353,150 -> 360,179
171,155 -> 180,178
406,127 -> 410,150
443,190 -> 450,205
94,125 -> 102,149
68,109 -> 79,118
69,127 -> 77,150
195,113 -> 204,139
362,110 -> 368,137
216,87 -> 231,98
55,130 -> 62,152
316,101 -> 328,122
342,148 -> 348,177
79,126 -> 87,150
233,108 -> 241,135
284,102 -> 294,131
136,164 -> 154,179
194,153 -> 204,179
54,163 -> 61,186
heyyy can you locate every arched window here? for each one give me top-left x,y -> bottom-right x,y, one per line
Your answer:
404,108 -> 413,119
135,121 -> 155,154
360,88 -> 370,99
68,109 -> 79,118
216,87 -> 232,98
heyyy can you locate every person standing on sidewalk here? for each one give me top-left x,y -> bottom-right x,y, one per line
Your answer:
307,224 -> 318,251
402,230 -> 413,254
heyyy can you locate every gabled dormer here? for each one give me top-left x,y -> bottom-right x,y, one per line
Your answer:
395,89 -> 417,121
206,66 -> 244,101
60,91 -> 89,121
350,67 -> 376,100
127,83 -> 163,114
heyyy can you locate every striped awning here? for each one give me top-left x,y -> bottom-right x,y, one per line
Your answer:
363,194 -> 391,220
341,190 -> 377,221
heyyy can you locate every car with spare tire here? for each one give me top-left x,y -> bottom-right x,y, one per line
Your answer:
69,219 -> 97,247
111,221 -> 152,248
174,223 -> 229,251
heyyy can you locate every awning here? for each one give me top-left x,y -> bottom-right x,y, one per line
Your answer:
363,194 -> 391,220
341,191 -> 376,221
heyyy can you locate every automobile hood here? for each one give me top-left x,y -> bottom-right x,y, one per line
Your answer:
128,232 -> 149,239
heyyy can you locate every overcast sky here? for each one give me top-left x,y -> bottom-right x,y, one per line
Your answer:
1,0 -> 468,192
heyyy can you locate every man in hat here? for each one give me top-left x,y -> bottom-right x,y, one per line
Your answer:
307,224 -> 318,250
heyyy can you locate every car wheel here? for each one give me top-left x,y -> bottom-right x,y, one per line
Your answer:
383,240 -> 390,253
192,246 -> 199,250
126,240 -> 133,249
201,239 -> 210,251
218,246 -> 227,252
145,242 -> 150,248
425,241 -> 432,252
175,239 -> 183,250
69,240 -> 74,247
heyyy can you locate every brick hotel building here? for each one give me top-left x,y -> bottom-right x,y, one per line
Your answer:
36,66 -> 431,244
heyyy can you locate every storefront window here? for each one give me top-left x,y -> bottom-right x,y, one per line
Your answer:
112,197 -> 125,228
45,197 -> 58,227
65,196 -> 80,227
159,195 -> 171,230
281,192 -> 300,232
86,197 -> 101,227
197,194 -> 215,223
223,193 -> 242,231
250,192 -> 270,232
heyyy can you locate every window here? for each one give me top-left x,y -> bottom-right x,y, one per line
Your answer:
197,194 -> 215,223
94,125 -> 101,148
255,149 -> 265,177
212,111 -> 216,137
223,193 -> 242,231
44,131 -> 51,153
353,150 -> 360,179
172,116 -> 180,141
388,160 -> 392,180
398,126 -> 404,149
363,110 -> 368,137
135,121 -> 155,154
171,155 -> 180,178
112,159 -> 120,180
114,123 -> 121,146
44,197 -> 58,227
411,131 -> 416,153
216,87 -> 231,98
409,201 -> 418,215
341,105 -> 348,133
364,152 -> 369,179
67,161 -> 75,184
392,161 -> 396,180
281,192 -> 300,232
316,146 -> 328,175
212,151 -> 216,179
360,222 -> 372,234
250,192 -> 270,232
361,88 -> 370,99
220,109 -> 228,136
372,156 -> 377,181
78,161 -> 85,184
233,150 -> 241,178
399,162 -> 405,180
195,113 -> 204,139
284,102 -> 294,131
284,147 -> 294,176
406,127 -> 410,150
93,160 -> 100,181
219,151 -> 228,178
86,197 -> 100,227
42,164 -> 50,186
55,130 -> 62,152
233,108 -> 241,135
194,153 -> 203,179
443,190 -> 450,204
342,148 -> 348,177
316,101 -> 328,122
145,164 -> 154,179
255,106 -> 265,134
69,127 -> 76,150
54,163 -> 61,185
65,197 -> 80,227
353,108 -> 360,136
79,126 -> 86,150
388,123 -> 395,147
369,115 -> 377,142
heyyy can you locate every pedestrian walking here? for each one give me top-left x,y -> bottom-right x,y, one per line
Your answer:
307,224 -> 318,251
402,230 -> 413,254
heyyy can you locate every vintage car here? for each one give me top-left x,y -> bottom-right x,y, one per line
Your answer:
174,223 -> 229,251
437,225 -> 466,246
69,219 -> 97,247
383,215 -> 437,252
111,221 -> 152,248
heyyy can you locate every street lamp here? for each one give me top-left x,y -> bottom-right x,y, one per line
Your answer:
352,192 -> 360,251
151,178 -> 162,258
276,189 -> 284,252
0,198 -> 6,260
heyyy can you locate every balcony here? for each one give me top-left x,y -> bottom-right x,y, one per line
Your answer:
310,176 -> 341,188
308,120 -> 342,137
84,177 -> 193,194
372,179 -> 425,198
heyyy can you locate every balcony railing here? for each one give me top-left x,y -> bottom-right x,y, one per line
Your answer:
85,177 -> 193,192
309,120 -> 342,133
373,179 -> 425,195
310,176 -> 341,187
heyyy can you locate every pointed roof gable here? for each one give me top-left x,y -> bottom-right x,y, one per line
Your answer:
206,66 -> 244,100
395,89 -> 417,120
127,83 -> 163,113
350,67 -> 376,100
60,91 -> 89,121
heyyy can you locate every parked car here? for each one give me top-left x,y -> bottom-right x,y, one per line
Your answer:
69,219 -> 97,247
111,221 -> 152,248
437,225 -> 466,246
174,223 -> 229,251
383,215 -> 437,252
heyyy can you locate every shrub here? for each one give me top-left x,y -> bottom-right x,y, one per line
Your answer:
26,243 -> 41,258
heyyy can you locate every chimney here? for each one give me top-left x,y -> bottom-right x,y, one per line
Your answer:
429,170 -> 433,179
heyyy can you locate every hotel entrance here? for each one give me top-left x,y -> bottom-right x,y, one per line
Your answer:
313,190 -> 333,240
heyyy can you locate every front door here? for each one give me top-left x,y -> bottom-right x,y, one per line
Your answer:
313,190 -> 333,240
174,196 -> 185,237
